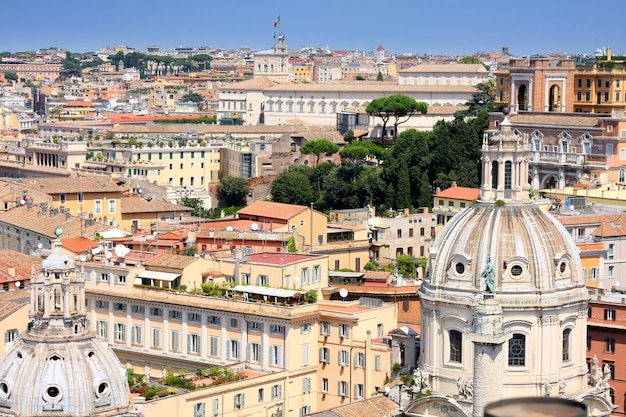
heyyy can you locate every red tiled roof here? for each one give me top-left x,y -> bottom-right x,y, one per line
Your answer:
61,237 -> 99,253
247,252 -> 321,265
237,201 -> 308,221
0,249 -> 43,283
434,183 -> 480,201
143,253 -> 199,269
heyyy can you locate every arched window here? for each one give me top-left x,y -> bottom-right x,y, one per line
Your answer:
508,333 -> 526,366
491,161 -> 498,189
449,330 -> 462,363
562,328 -> 571,361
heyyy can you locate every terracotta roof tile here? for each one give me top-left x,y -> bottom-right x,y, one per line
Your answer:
61,237 -> 99,253
0,249 -> 43,283
237,201 -> 308,221
434,183 -> 480,201
399,63 -> 488,73
0,300 -> 28,321
22,176 -> 121,194
143,253 -> 199,269
509,113 -> 601,127
120,196 -> 191,214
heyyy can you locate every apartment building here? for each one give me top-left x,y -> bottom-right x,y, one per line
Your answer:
495,51 -> 626,115
368,211 -> 438,265
432,182 -> 480,230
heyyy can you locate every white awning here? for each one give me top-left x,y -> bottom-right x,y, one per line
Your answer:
232,285 -> 306,298
136,270 -> 181,282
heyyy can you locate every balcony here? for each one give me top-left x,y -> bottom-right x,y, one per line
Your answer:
529,151 -> 607,169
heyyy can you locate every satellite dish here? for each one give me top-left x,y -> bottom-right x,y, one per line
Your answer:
385,386 -> 391,394
339,288 -> 348,300
251,223 -> 259,231
37,243 -> 43,250
20,199 -> 25,205
115,244 -> 129,257
80,255 -> 86,262
616,281 -> 621,288
226,226 -> 234,232
15,281 -> 21,289
570,205 -> 575,210
105,251 -> 112,259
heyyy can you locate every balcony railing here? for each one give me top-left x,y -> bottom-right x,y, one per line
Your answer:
529,151 -> 607,168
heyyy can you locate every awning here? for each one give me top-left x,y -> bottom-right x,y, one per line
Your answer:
135,270 -> 181,284
232,285 -> 306,298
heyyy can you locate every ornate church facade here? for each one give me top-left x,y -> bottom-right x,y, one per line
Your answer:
404,111 -> 614,417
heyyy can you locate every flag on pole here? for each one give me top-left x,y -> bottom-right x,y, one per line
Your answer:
274,16 -> 280,27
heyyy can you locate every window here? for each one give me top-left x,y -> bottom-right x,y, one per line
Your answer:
114,323 -> 126,343
300,406 -> 311,417
338,350 -> 349,367
301,343 -> 309,366
248,321 -> 262,331
188,333 -> 201,354
97,273 -> 109,282
449,330 -> 462,363
96,320 -> 108,339
377,323 -> 384,338
270,345 -> 283,367
375,355 -> 383,371
256,275 -> 269,286
605,309 -> 616,320
211,399 -> 219,415
241,273 -> 251,284
339,324 -> 350,338
188,313 -> 201,323
313,265 -> 321,282
397,229 -> 402,238
355,352 -> 365,368
302,377 -> 311,393
609,266 -> 615,278
94,199 -> 103,215
170,330 -> 180,352
209,336 -> 219,357
230,318 -> 239,328
114,303 -> 126,312
131,325 -> 142,345
258,388 -> 264,403
168,310 -> 181,320
4,329 -> 19,345
300,323 -> 312,334
271,324 -> 284,334
150,307 -> 163,317
194,403 -> 205,417
320,321 -> 331,336
338,381 -> 349,397
152,327 -> 161,349
319,347 -> 330,363
249,342 -> 261,362
271,384 -> 282,399
228,339 -> 240,359
508,333 -> 526,366
115,275 -> 126,284
354,383 -> 364,399
233,393 -> 245,410
562,328 -> 571,361
208,315 -> 220,326
77,192 -> 84,203
108,199 -> 116,214
606,338 -> 616,353
322,378 -> 329,394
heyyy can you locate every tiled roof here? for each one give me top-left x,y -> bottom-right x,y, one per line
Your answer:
143,253 -> 199,269
61,237 -> 99,253
434,183 -> 480,201
237,201 -> 308,221
0,179 -> 52,205
399,63 -> 488,73
556,213 -> 624,227
592,214 -> 626,238
0,249 -> 42,282
0,205 -> 111,239
0,301 -> 27,321
62,101 -> 95,107
266,82 -> 477,93
120,196 -> 192,214
247,253 -> 321,265
220,76 -> 280,91
508,113 -> 601,127
22,176 -> 121,194
307,395 -> 400,417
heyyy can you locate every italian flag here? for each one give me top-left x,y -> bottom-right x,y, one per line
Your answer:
274,16 -> 280,27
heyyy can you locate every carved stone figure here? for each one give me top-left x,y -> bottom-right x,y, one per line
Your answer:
558,378 -> 567,397
481,257 -> 495,292
543,378 -> 551,397
603,363 -> 611,388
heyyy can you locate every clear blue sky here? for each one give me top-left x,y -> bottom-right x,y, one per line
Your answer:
2,0 -> 625,56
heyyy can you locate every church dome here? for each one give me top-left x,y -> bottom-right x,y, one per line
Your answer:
425,201 -> 585,295
0,231 -> 139,417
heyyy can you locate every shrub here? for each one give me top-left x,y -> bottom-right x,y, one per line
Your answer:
495,199 -> 506,206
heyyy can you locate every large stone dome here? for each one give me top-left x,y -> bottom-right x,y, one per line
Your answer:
425,201 -> 585,295
0,232 -> 139,417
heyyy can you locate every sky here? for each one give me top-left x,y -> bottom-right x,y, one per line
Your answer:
2,1 -> 626,57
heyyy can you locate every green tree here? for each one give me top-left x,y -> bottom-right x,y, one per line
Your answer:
366,94 -> 428,142
300,139 -> 339,166
59,54 -> 81,79
454,80 -> 496,121
376,71 -> 384,81
339,144 -> 370,166
218,176 -> 249,207
178,197 -> 208,218
180,92 -> 204,103
271,166 -> 315,205
3,71 -> 18,82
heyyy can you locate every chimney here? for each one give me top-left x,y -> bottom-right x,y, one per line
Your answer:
8,267 -> 15,277
423,207 -> 429,214
607,47 -> 612,61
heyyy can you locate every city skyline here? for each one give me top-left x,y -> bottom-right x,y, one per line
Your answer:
2,0 -> 626,57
